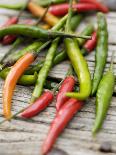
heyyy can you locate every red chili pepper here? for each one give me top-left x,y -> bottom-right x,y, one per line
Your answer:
56,76 -> 76,111
82,31 -> 97,54
79,0 -> 109,13
42,99 -> 84,155
21,91 -> 54,118
49,3 -> 98,16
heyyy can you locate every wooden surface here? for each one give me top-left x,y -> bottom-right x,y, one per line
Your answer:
0,3 -> 116,155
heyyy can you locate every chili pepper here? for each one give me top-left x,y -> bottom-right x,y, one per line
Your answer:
64,0 -> 91,100
79,0 -> 109,13
42,98 -> 84,155
30,37 -> 60,103
28,2 -> 59,26
0,24 -> 91,40
81,31 -> 97,55
21,91 -> 54,118
92,13 -> 108,95
34,0 -> 66,7
92,52 -> 115,135
2,52 -> 36,120
56,75 -> 76,111
0,68 -> 38,86
65,38 -> 91,100
1,0 -> 30,45
48,3 -> 98,16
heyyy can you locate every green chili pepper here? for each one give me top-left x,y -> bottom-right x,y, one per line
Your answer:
92,12 -> 108,95
33,0 -> 66,7
0,24 -> 90,40
31,37 -> 60,103
64,0 -> 91,100
92,53 -> 115,135
0,68 -> 38,86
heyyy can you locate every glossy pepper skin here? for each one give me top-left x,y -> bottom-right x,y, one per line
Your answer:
92,13 -> 108,95
48,3 -> 98,16
81,31 -> 97,55
31,37 -> 60,103
42,99 -> 84,155
92,64 -> 115,135
65,38 -> 91,100
3,53 -> 35,120
21,91 -> 54,118
79,0 -> 109,13
56,76 -> 76,111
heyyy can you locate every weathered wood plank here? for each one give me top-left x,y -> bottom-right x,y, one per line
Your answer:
0,5 -> 116,155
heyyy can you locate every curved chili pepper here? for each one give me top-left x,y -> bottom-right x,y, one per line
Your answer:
0,24 -> 90,40
65,38 -> 91,100
48,3 -> 98,16
28,2 -> 59,26
56,76 -> 76,111
21,91 -> 54,118
42,99 -> 84,155
92,13 -> 108,95
79,0 -> 109,13
92,53 -> 115,135
3,52 -> 35,120
64,0 -> 91,100
81,31 -> 97,55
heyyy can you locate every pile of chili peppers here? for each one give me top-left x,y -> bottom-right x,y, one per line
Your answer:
0,0 -> 115,154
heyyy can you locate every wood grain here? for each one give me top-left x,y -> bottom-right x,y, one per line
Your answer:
0,3 -> 116,155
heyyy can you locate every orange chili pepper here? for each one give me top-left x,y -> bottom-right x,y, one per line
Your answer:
28,2 -> 59,26
3,53 -> 35,120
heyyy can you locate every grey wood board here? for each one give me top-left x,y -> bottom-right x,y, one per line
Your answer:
0,5 -> 116,155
